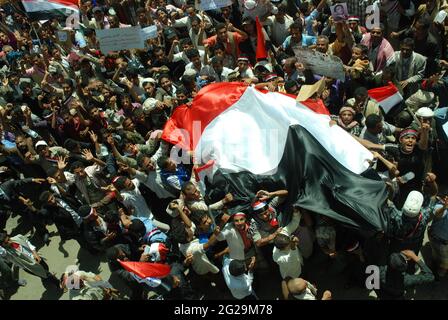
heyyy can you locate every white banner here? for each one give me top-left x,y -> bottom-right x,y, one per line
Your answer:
96,26 -> 144,53
141,25 -> 158,40
198,0 -> 232,11
293,47 -> 345,81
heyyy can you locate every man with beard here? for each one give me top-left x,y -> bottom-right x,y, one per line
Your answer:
387,38 -> 427,98
361,25 -> 395,73
203,22 -> 248,61
391,14 -> 443,76
315,35 -> 332,55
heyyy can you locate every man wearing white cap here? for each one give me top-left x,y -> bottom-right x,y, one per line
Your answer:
81,6 -> 110,30
27,140 -> 69,175
389,190 -> 441,271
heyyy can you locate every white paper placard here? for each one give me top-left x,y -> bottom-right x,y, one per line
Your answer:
141,25 -> 158,40
96,26 -> 144,53
198,0 -> 232,11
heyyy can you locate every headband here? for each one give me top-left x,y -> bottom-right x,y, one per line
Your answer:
399,129 -> 418,139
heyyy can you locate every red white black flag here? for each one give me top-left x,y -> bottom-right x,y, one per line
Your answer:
162,83 -> 389,233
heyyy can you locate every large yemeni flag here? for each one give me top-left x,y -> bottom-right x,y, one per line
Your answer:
368,82 -> 403,114
162,83 -> 389,233
21,0 -> 79,20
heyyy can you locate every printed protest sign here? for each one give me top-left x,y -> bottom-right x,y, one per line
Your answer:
96,26 -> 144,53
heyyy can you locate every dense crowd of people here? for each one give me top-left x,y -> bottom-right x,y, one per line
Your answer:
0,0 -> 448,300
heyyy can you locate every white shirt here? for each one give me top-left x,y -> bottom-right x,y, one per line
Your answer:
69,271 -> 113,300
292,285 -> 317,300
222,255 -> 254,299
273,247 -> 303,279
216,225 -> 248,260
272,210 -> 303,279
200,66 -> 233,82
173,50 -> 205,64
133,144 -> 175,199
184,62 -> 203,77
179,238 -> 219,275
65,164 -> 105,205
265,15 -> 294,47
235,66 -> 255,79
134,169 -> 175,199
120,179 -> 153,219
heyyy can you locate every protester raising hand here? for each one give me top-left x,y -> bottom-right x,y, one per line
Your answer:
57,156 -> 68,171
81,149 -> 94,161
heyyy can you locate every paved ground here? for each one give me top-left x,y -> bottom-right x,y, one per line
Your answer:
3,210 -> 448,300
4,216 -> 112,300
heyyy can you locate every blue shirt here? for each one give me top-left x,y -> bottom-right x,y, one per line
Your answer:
282,35 -> 317,51
160,164 -> 190,192
305,9 -> 319,36
134,216 -> 167,244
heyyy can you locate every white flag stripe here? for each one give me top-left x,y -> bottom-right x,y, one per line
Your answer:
22,0 -> 79,13
372,91 -> 403,114
194,87 -> 373,177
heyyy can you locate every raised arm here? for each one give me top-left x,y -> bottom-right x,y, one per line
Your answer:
81,148 -> 106,167
418,122 -> 430,151
433,196 -> 448,220
227,22 -> 248,41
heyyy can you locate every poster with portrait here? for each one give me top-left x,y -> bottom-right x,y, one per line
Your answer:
330,2 -> 348,22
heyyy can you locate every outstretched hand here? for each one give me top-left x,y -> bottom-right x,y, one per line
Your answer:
256,190 -> 271,202
32,178 -> 46,184
81,149 -> 94,161
57,156 -> 68,171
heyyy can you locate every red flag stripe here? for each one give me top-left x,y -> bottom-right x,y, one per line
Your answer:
367,82 -> 399,102
301,99 -> 330,115
49,0 -> 79,7
257,89 -> 330,115
194,159 -> 215,181
161,83 -> 329,151
162,82 -> 247,150
255,17 -> 268,61
118,260 -> 171,279
22,0 -> 79,8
